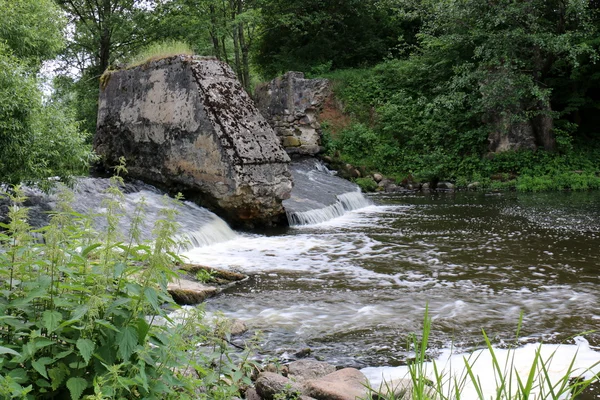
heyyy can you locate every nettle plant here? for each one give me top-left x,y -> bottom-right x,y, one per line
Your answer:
0,166 -> 256,399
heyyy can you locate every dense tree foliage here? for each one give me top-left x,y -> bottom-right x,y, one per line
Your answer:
2,0 -> 597,189
0,0 -> 91,186
320,0 -> 600,188
254,0 -> 414,77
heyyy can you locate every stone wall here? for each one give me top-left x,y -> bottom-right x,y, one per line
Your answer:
254,72 -> 331,156
95,56 -> 292,228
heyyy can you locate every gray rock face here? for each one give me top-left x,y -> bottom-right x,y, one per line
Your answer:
286,360 -> 337,382
95,56 -> 292,228
303,368 -> 369,400
255,372 -> 304,400
255,72 -> 331,156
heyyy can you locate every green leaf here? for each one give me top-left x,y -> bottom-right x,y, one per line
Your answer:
81,243 -> 102,258
32,359 -> 49,379
33,338 -> 55,350
8,368 -> 27,383
66,377 -> 88,400
144,287 -> 159,312
35,378 -> 52,388
94,319 -> 118,332
42,310 -> 62,333
136,317 -> 150,343
76,338 -> 95,365
0,346 -> 20,356
116,326 -> 138,361
48,363 -> 68,390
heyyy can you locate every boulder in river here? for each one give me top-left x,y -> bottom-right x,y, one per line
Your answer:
95,55 -> 292,228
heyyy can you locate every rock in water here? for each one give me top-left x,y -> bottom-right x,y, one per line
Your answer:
95,55 -> 292,228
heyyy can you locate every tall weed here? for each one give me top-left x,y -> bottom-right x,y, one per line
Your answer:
0,168 -> 254,399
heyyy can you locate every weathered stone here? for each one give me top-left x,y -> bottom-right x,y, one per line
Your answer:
370,379 -> 411,399
287,360 -> 337,382
245,388 -> 262,400
467,182 -> 480,190
370,379 -> 436,400
436,181 -> 455,190
422,183 -> 430,191
372,173 -> 383,183
304,368 -> 369,400
179,263 -> 247,284
95,56 -> 292,228
167,278 -> 218,305
255,71 -> 331,156
255,372 -> 304,400
230,319 -> 248,336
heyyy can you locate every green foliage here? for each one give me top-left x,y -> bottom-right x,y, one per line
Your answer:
362,308 -> 600,400
355,178 -> 379,193
0,46 -> 93,187
254,0 -> 415,78
0,176 -> 256,399
127,40 -> 194,68
194,269 -> 217,284
0,0 -> 65,67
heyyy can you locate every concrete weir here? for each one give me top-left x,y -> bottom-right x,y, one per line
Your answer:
94,56 -> 292,228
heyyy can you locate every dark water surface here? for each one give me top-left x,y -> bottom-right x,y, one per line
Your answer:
184,191 -> 600,367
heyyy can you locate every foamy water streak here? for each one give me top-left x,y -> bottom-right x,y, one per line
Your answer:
284,158 -> 372,225
71,178 -> 238,248
362,338 -> 600,399
287,191 -> 372,226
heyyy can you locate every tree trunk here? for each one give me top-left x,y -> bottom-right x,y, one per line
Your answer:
231,0 -> 242,85
209,5 -> 221,59
532,100 -> 556,151
237,0 -> 250,90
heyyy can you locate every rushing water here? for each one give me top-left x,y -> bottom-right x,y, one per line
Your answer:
183,191 -> 600,375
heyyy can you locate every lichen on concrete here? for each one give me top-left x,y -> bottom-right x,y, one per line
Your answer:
94,55 -> 292,228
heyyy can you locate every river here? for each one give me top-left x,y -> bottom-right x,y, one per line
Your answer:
182,190 -> 600,396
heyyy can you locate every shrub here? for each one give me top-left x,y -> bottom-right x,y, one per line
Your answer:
0,168 -> 254,399
355,177 -> 378,192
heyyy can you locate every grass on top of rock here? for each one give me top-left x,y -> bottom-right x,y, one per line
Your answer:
126,40 -> 194,69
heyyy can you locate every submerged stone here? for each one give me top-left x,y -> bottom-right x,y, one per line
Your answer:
95,55 -> 292,228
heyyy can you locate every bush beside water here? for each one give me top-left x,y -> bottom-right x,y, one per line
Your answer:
320,66 -> 600,192
0,169 -> 256,399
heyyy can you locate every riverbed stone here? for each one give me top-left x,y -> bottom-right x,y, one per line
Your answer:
436,181 -> 455,190
255,372 -> 304,400
167,278 -> 218,305
372,173 -> 383,182
95,55 -> 292,228
287,359 -> 337,382
303,368 -> 369,400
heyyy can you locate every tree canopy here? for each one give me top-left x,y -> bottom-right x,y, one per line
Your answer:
0,0 -> 91,186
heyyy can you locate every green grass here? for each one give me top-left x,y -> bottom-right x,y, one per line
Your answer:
363,307 -> 600,400
126,40 -> 194,68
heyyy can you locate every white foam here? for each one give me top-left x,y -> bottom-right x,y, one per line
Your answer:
362,339 -> 600,399
287,191 -> 372,226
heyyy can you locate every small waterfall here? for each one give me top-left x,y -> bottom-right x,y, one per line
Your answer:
1,178 -> 238,249
283,159 -> 372,226
71,178 -> 238,248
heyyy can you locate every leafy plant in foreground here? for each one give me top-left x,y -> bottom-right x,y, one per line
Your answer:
0,169 -> 254,399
